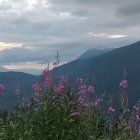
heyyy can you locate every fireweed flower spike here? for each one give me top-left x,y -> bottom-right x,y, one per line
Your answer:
32,83 -> 41,92
87,85 -> 94,93
94,98 -> 103,105
41,68 -> 49,78
119,79 -> 128,89
54,82 -> 65,95
0,84 -> 5,94
32,83 -> 41,97
78,94 -> 86,105
44,79 -> 52,88
79,85 -> 87,94
119,79 -> 128,110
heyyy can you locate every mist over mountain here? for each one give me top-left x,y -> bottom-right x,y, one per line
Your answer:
0,67 -> 8,72
0,67 -> 43,76
12,68 -> 43,76
56,41 -> 140,106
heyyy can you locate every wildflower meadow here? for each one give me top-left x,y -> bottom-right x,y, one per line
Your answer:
0,65 -> 140,140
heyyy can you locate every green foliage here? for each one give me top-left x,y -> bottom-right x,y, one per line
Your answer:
0,87 -> 140,140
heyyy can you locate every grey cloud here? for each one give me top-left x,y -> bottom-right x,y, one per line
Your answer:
117,3 -> 140,17
0,47 -> 53,65
0,4 -> 11,11
0,0 -> 140,66
0,37 -> 134,65
48,0 -> 140,27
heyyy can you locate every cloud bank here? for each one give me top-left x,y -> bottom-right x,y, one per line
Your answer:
0,0 -> 140,69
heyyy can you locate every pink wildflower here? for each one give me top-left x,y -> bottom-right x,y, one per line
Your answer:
79,85 -> 87,94
94,98 -> 103,105
87,85 -> 94,93
15,88 -> 20,95
0,84 -> 5,94
78,95 -> 86,104
44,79 -> 52,88
41,68 -> 49,77
119,79 -> 128,89
54,83 -> 65,95
108,105 -> 115,113
32,83 -> 41,96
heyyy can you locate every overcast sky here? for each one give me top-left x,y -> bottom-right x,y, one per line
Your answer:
0,0 -> 140,69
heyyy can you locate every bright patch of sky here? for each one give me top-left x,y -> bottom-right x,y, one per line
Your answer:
0,42 -> 22,51
4,61 -> 66,70
89,33 -> 128,39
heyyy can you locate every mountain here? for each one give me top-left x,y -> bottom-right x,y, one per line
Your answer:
56,41 -> 140,106
0,67 -> 42,75
78,48 -> 113,60
0,66 -> 8,72
12,68 -> 43,75
0,72 -> 39,109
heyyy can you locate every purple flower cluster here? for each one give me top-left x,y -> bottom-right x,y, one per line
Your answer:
119,79 -> 128,89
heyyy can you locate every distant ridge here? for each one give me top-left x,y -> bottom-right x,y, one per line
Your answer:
12,68 -> 42,75
0,71 -> 39,109
0,66 -> 8,72
0,67 -> 42,75
78,48 -> 113,60
56,41 -> 140,106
